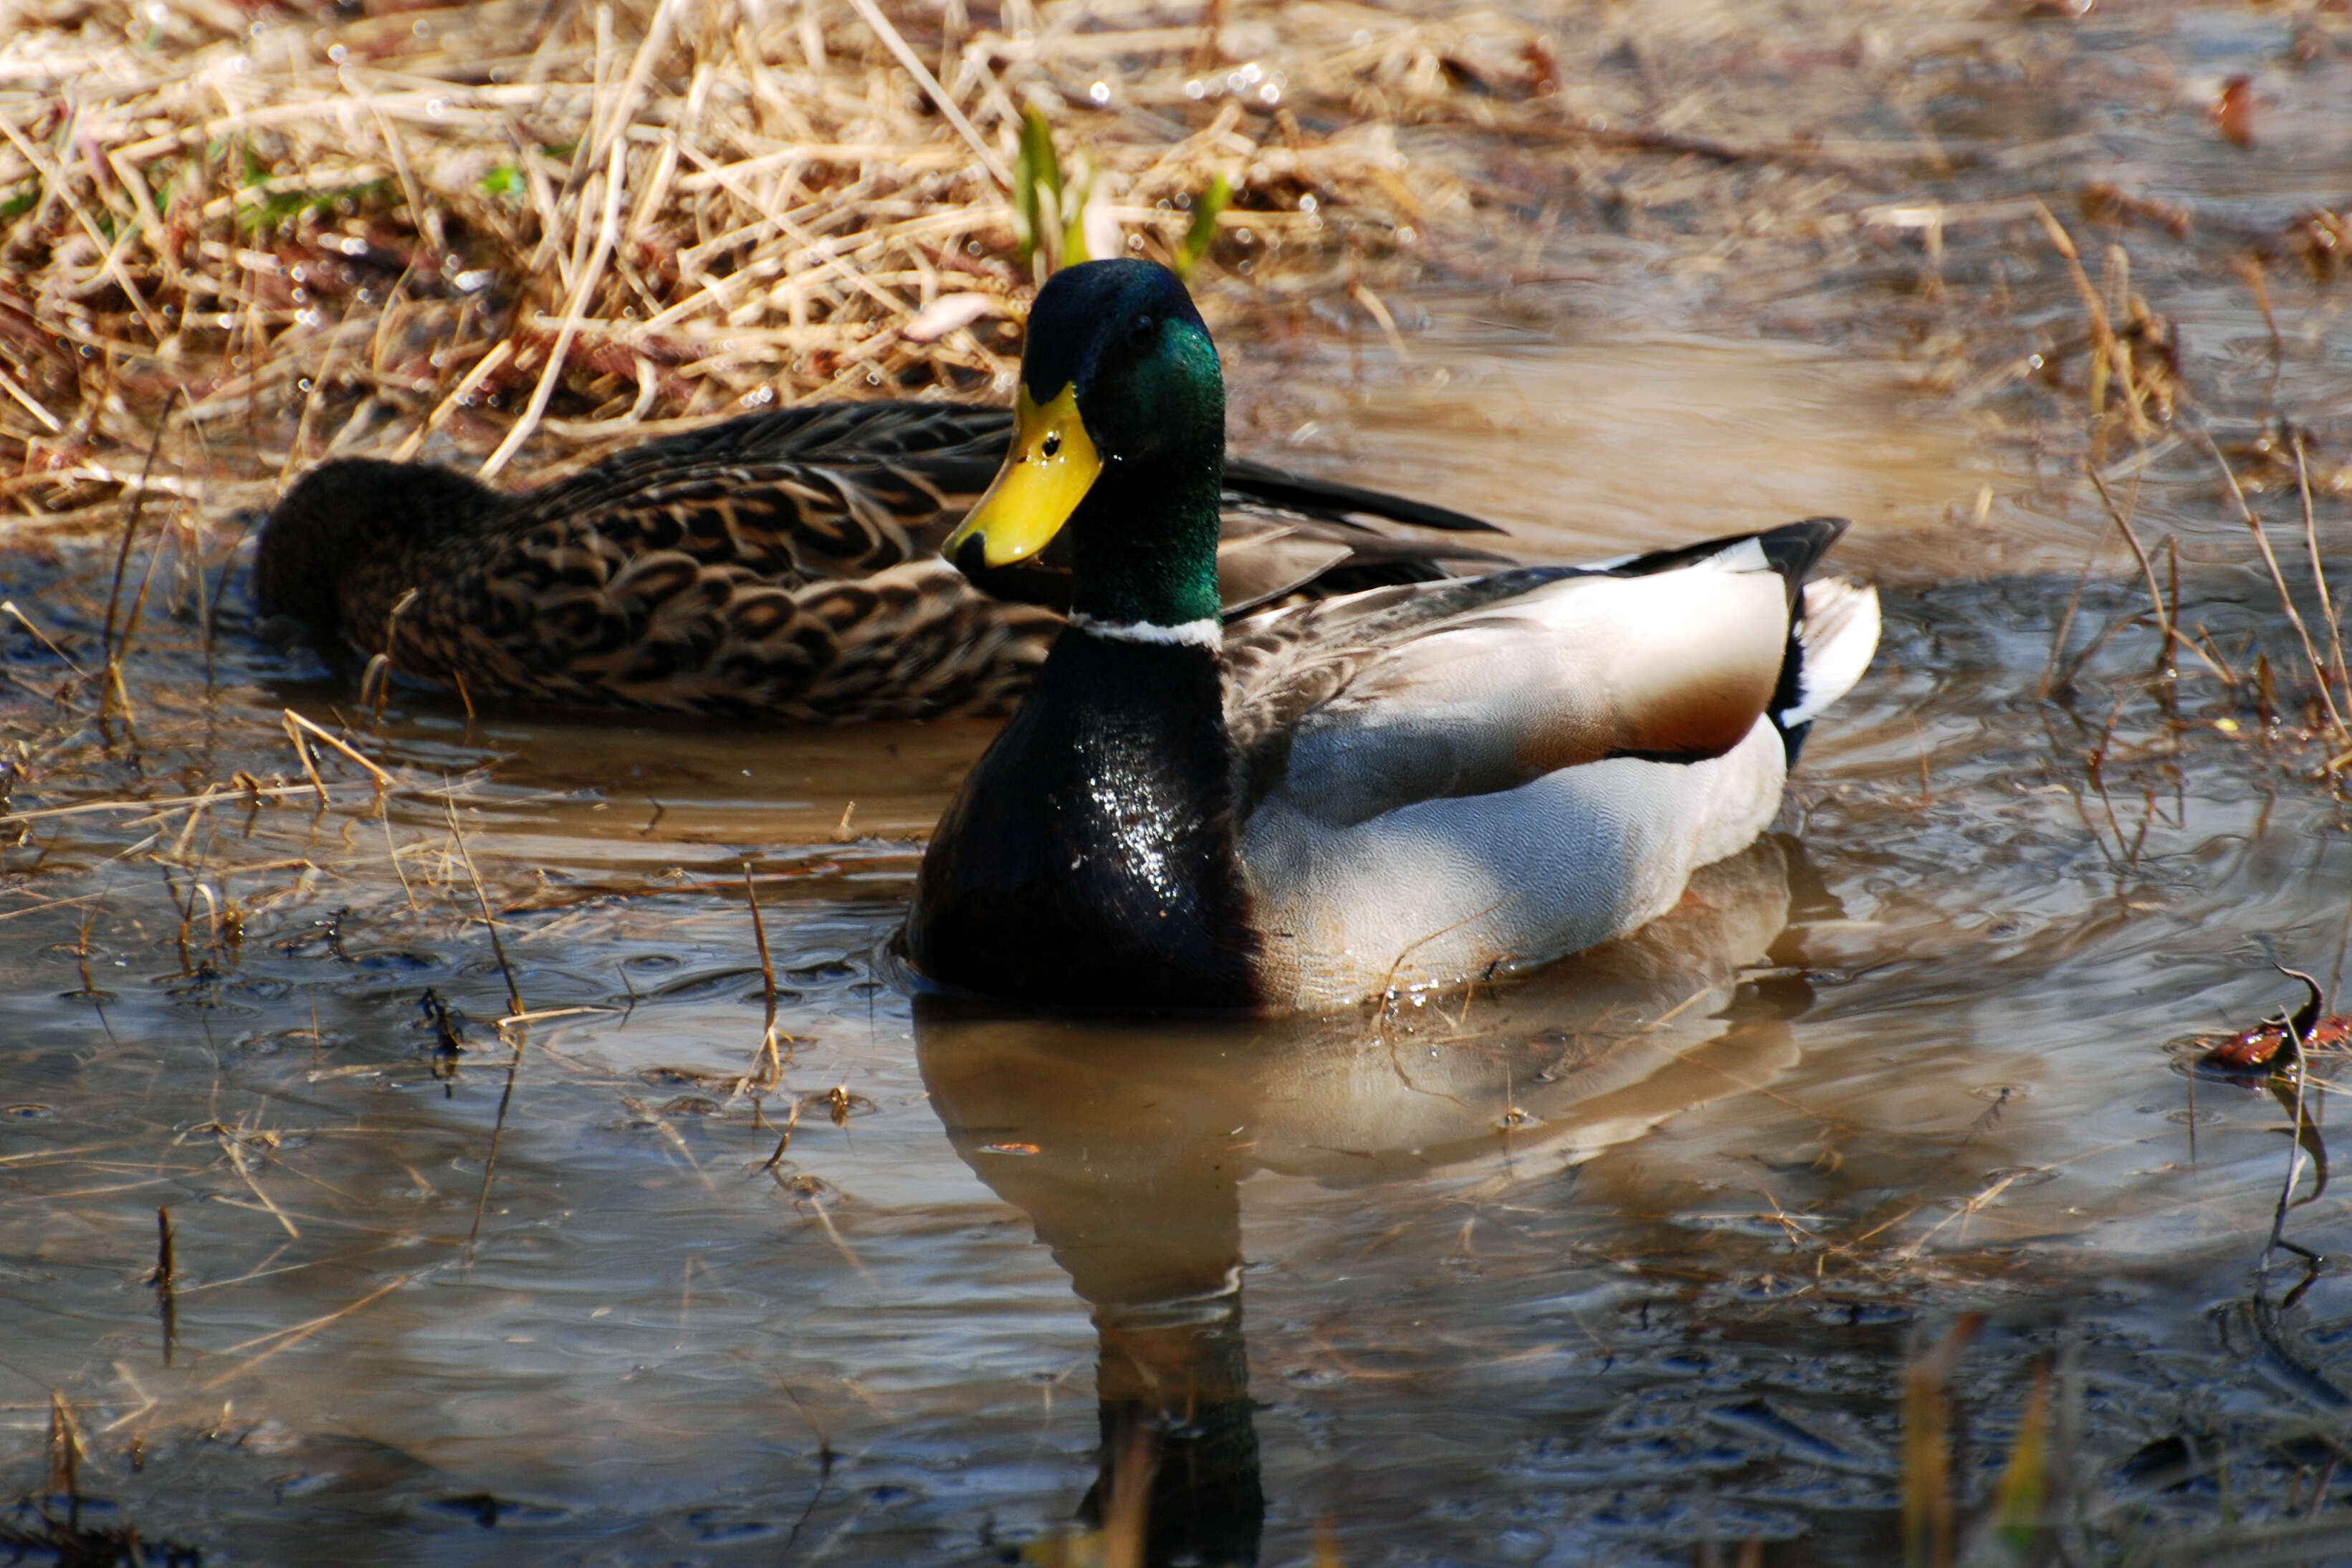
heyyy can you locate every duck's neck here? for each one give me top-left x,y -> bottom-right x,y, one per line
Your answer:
1065,447 -> 1224,635
911,622 -> 1261,1008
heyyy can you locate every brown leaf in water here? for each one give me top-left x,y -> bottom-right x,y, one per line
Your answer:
2194,968 -> 2351,1076
2199,1013 -> 2352,1074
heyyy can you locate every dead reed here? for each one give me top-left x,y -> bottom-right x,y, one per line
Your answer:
0,0 -> 1746,525
2019,192 -> 2352,801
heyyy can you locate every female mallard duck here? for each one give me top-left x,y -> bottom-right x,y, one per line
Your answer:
254,401 -> 1505,721
907,259 -> 1882,1013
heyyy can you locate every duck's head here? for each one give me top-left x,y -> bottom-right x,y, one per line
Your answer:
256,458 -> 504,639
949,260 -> 1225,625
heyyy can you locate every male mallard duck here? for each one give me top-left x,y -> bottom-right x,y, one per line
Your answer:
254,401 -> 1506,720
907,259 -> 1882,1013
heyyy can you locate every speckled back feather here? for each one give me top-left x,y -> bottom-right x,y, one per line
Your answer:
264,401 -> 1504,722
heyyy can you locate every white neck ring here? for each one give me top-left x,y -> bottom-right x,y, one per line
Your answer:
1066,612 -> 1222,649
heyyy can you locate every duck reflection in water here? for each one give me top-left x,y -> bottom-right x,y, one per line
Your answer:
914,836 -> 1828,1567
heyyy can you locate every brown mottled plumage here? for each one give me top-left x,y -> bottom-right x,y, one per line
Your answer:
256,401 -> 1508,722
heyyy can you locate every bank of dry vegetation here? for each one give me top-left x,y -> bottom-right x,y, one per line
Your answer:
0,0 -> 1877,517
16,0 -> 2324,506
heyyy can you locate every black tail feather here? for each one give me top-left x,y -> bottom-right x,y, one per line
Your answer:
1600,516 -> 1849,608
1221,456 -> 1509,535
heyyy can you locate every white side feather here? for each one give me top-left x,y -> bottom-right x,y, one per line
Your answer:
1777,576 -> 1880,729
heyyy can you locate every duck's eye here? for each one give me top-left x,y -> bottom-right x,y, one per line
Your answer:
1128,313 -> 1156,346
1041,431 -> 1062,458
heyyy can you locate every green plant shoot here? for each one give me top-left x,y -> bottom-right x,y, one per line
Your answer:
1175,173 -> 1232,282
1013,107 -> 1062,268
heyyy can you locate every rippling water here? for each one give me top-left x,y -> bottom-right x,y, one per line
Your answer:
21,563 -> 2348,1563
6,0 -> 2352,1562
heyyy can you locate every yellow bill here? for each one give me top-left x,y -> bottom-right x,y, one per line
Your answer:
946,383 -> 1101,568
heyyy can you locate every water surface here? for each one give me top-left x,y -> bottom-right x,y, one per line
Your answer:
6,0 -> 2352,1561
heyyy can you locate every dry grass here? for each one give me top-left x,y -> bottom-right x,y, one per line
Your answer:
2022,197 -> 2352,793
0,0 -> 1749,521
1,0 -> 2343,529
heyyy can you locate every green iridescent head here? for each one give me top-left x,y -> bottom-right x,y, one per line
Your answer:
948,260 -> 1225,627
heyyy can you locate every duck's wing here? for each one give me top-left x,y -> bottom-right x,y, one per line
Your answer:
1225,520 -> 1875,829
971,456 -> 1515,614
1220,454 -> 1505,535
535,556 -> 1062,721
1215,453 -> 1510,608
1210,509 -> 1516,614
507,403 -> 1508,611
510,401 -> 1008,581
401,544 -> 1059,721
361,404 -> 1030,717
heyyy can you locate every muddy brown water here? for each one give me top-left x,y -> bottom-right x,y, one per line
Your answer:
6,2 -> 2352,1564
